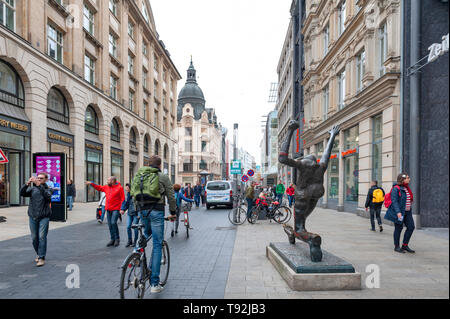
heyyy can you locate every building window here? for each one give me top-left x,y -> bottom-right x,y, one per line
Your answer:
85,105 -> 99,135
154,109 -> 159,128
183,158 -> 193,172
372,114 -> 382,183
338,0 -> 346,36
129,90 -> 135,112
47,24 -> 63,63
128,21 -> 134,39
0,59 -> 25,108
338,69 -> 346,110
83,4 -> 94,35
144,135 -> 149,154
185,127 -> 192,136
111,118 -> 120,142
199,159 -> 207,170
109,33 -> 117,58
142,2 -> 150,23
110,75 -> 117,99
322,85 -> 329,121
153,81 -> 158,99
344,126 -> 359,202
143,101 -> 148,121
128,54 -> 134,74
47,87 -> 69,124
201,141 -> 207,152
185,140 -> 192,152
129,129 -> 137,149
0,0 -> 15,31
109,0 -> 117,16
323,23 -> 329,56
143,42 -> 148,56
379,23 -> 388,76
143,70 -> 148,89
356,50 -> 365,92
163,116 -> 167,133
84,54 -> 95,85
154,141 -> 160,155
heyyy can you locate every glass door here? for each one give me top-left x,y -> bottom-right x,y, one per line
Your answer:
8,152 -> 21,206
0,162 -> 7,206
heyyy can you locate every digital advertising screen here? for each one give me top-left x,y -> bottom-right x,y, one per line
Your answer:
35,155 -> 62,202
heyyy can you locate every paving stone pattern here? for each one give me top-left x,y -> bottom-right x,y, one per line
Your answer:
0,204 -> 236,299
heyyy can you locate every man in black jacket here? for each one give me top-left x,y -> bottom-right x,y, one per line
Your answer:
20,172 -> 53,267
66,179 -> 76,211
365,180 -> 385,232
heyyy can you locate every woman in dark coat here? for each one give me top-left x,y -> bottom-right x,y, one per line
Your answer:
384,173 -> 415,254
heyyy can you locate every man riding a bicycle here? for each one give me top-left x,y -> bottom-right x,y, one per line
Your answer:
136,155 -> 177,293
173,183 -> 194,237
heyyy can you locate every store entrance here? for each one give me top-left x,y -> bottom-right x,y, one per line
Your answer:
0,151 -> 23,207
86,161 -> 102,202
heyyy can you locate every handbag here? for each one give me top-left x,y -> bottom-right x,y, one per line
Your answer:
96,207 -> 102,220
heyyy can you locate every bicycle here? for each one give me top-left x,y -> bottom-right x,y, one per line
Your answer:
180,202 -> 192,238
228,193 -> 249,225
119,218 -> 171,299
248,198 -> 292,225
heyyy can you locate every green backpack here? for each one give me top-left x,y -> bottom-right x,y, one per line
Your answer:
130,167 -> 161,210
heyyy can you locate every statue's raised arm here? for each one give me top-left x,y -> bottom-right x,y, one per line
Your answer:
279,120 -> 302,168
319,125 -> 340,169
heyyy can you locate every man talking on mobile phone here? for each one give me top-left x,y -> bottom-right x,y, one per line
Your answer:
20,173 -> 53,267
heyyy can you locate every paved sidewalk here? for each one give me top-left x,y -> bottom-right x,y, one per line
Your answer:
225,207 -> 449,299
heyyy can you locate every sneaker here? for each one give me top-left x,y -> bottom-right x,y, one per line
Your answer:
379,225 -> 383,232
114,239 -> 120,247
106,240 -> 115,247
171,230 -> 174,237
394,246 -> 406,254
97,220 -> 102,224
125,241 -> 133,247
36,259 -> 45,267
402,245 -> 415,253
150,285 -> 164,293
35,256 -> 39,262
370,228 -> 376,232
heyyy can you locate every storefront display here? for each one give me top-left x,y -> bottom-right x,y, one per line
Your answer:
85,142 -> 103,202
343,126 -> 359,202
327,136 -> 339,201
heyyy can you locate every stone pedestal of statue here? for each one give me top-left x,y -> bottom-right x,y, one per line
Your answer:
266,242 -> 361,291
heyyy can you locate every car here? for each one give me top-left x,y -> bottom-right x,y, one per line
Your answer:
205,180 -> 234,209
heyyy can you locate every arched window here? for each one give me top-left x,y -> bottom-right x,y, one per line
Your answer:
144,135 -> 149,153
85,105 -> 99,135
130,129 -> 137,148
163,145 -> 168,161
154,140 -> 160,155
0,59 -> 25,108
111,118 -> 120,142
200,159 -> 207,170
47,87 -> 69,124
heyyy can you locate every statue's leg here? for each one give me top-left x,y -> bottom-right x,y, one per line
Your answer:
305,199 -> 322,262
294,199 -> 308,234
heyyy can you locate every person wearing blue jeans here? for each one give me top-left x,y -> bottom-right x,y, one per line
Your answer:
121,184 -> 139,247
66,179 -> 76,211
20,172 -> 53,267
107,210 -> 121,242
193,182 -> 202,208
98,193 -> 106,223
137,155 -> 177,293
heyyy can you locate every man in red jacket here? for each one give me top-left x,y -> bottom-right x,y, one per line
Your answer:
86,176 -> 125,247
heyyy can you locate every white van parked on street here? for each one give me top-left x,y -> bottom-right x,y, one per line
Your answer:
205,180 -> 234,210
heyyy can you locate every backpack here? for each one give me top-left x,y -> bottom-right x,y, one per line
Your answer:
384,186 -> 401,209
130,167 -> 161,210
372,188 -> 385,203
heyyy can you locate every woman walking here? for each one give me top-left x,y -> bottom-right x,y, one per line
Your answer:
384,173 -> 416,254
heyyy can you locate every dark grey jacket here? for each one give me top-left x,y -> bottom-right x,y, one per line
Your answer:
20,184 -> 53,220
67,184 -> 76,197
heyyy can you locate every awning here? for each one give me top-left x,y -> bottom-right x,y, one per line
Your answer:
47,118 -> 73,136
0,101 -> 31,123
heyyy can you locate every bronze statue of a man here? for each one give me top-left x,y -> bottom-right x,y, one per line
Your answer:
279,120 -> 340,262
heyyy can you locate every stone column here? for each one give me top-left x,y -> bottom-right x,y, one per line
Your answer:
337,129 -> 344,211
358,118 -> 372,209
102,111 -> 112,180
71,101 -> 86,202
123,125 -> 130,185
363,29 -> 376,86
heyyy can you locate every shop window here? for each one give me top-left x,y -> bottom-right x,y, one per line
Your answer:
85,105 -> 99,135
47,87 -> 69,124
344,126 -> 359,202
0,59 -> 25,108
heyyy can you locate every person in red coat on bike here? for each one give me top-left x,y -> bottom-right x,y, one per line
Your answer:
86,176 -> 125,247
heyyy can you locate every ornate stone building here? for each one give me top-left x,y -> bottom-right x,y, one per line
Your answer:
302,0 -> 401,213
0,0 -> 181,205
176,60 -> 223,185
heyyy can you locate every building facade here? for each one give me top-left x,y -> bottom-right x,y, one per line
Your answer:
401,0 -> 449,227
302,0 -> 402,213
176,60 -> 223,185
0,0 -> 181,206
261,110 -> 278,187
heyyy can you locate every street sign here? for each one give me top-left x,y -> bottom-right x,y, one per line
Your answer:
230,160 -> 241,174
247,169 -> 254,177
241,175 -> 249,182
0,148 -> 8,164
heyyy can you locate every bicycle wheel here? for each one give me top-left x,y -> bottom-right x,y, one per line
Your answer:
119,253 -> 146,299
228,207 -> 247,225
159,241 -> 170,286
247,207 -> 259,224
274,206 -> 291,224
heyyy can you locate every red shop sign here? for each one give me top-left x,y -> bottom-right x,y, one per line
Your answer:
341,148 -> 357,158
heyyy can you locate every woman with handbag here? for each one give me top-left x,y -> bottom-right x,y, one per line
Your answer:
384,173 -> 416,254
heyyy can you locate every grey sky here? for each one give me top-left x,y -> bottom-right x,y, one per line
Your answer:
151,0 -> 292,164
